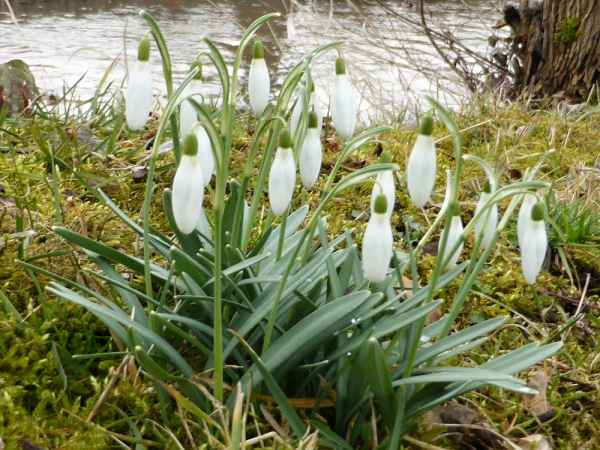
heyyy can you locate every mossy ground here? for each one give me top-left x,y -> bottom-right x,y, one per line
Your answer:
0,98 -> 599,449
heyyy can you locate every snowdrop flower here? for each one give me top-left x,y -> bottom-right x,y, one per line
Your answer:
268,129 -> 296,216
299,111 -> 322,188
406,115 -> 436,208
474,183 -> 499,250
180,62 -> 203,138
248,40 -> 270,117
517,193 -> 537,246
518,197 -> 547,284
172,133 -> 205,234
332,57 -> 357,140
291,81 -> 322,135
125,35 -> 153,131
439,202 -> 464,270
370,151 -> 395,218
362,194 -> 394,283
192,123 -> 214,186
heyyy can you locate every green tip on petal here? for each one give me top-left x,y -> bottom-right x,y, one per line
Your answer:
190,61 -> 202,80
308,111 -> 318,129
183,133 -> 198,156
307,79 -> 315,93
380,151 -> 392,164
335,57 -> 346,75
373,194 -> 388,214
418,115 -> 434,136
253,40 -> 265,59
531,202 -> 545,221
279,129 -> 292,148
448,201 -> 460,217
138,35 -> 151,62
483,181 -> 491,193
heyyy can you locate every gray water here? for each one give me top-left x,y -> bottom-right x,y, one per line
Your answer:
0,0 -> 502,119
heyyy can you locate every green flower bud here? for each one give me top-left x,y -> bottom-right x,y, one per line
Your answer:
138,35 -> 150,62
531,202 -> 545,221
373,193 -> 388,214
335,57 -> 346,75
448,201 -> 461,217
190,61 -> 202,80
308,111 -> 318,129
183,133 -> 198,156
279,129 -> 292,148
418,115 -> 434,136
253,40 -> 265,59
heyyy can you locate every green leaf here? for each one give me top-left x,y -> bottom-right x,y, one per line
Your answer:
240,290 -> 371,389
233,332 -> 306,439
47,283 -> 194,377
359,337 -> 395,427
54,226 -> 169,280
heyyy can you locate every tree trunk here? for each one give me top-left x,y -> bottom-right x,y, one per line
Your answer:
507,0 -> 600,100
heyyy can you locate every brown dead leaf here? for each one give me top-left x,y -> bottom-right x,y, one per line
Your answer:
523,368 -> 554,420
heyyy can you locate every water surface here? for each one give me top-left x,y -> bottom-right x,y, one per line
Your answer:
1,0 -> 502,119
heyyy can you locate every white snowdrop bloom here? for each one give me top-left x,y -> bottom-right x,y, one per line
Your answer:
172,133 -> 205,234
290,81 -> 322,135
517,193 -> 537,247
125,36 -> 153,131
474,186 -> 499,250
406,115 -> 436,208
439,202 -> 464,270
370,152 -> 395,217
332,57 -> 357,140
299,111 -> 322,188
518,199 -> 548,284
248,41 -> 270,117
362,194 -> 394,283
180,62 -> 203,138
192,123 -> 214,186
268,130 -> 296,216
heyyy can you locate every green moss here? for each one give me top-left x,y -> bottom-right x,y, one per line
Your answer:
555,17 -> 580,44
1,96 -> 600,448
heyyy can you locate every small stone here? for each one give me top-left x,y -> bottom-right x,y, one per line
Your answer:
132,166 -> 148,182
0,60 -> 39,115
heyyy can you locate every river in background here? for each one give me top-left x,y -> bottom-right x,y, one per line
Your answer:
1,0 -> 503,120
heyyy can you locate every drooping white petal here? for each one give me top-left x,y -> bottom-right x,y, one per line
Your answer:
439,215 -> 464,269
370,170 -> 395,217
406,135 -> 436,208
362,213 -> 394,283
172,155 -> 204,234
193,124 -> 215,186
520,219 -> 547,284
474,192 -> 499,250
248,58 -> 270,116
290,91 -> 323,135
268,147 -> 296,216
517,194 -> 537,248
125,61 -> 153,131
299,128 -> 322,188
333,74 -> 357,139
180,79 -> 203,138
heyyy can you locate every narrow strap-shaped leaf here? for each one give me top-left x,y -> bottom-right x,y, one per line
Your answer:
232,332 -> 306,439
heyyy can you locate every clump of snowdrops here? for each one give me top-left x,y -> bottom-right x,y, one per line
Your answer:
34,11 -> 561,447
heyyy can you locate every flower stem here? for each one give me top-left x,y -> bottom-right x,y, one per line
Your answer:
276,210 -> 288,261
